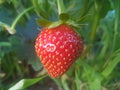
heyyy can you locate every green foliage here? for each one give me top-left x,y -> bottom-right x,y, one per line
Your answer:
32,0 -> 57,20
9,75 -> 46,90
0,0 -> 120,90
102,49 -> 120,78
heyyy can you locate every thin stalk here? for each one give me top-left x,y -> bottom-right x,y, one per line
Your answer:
57,0 -> 66,15
11,6 -> 34,30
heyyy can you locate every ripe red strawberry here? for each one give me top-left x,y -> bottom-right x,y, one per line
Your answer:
35,24 -> 84,78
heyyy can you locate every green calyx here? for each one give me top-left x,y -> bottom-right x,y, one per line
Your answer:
35,0 -> 84,29
36,0 -> 70,28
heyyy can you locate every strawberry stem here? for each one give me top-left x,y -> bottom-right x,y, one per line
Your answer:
57,0 -> 66,15
11,6 -> 34,31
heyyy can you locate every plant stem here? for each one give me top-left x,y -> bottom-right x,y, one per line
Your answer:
112,0 -> 120,52
11,6 -> 34,30
90,12 -> 99,42
57,0 -> 66,15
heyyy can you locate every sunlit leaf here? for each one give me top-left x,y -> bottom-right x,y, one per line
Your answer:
9,75 -> 47,90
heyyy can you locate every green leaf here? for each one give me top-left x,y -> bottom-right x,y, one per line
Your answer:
0,0 -> 4,4
8,75 -> 47,90
52,78 -> 62,88
94,0 -> 111,19
32,0 -> 54,19
32,0 -> 46,18
57,0 -> 66,14
89,78 -> 102,90
48,21 -> 62,28
0,42 -> 11,47
61,75 -> 70,90
114,33 -> 120,51
75,70 -> 81,90
99,0 -> 111,19
80,60 -> 102,90
36,18 -> 53,27
112,0 -> 120,51
76,0 -> 91,22
28,57 -> 42,71
102,52 -> 120,78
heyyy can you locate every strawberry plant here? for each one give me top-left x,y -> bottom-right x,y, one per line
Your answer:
0,0 -> 120,90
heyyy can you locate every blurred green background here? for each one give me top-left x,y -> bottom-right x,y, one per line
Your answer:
0,0 -> 120,90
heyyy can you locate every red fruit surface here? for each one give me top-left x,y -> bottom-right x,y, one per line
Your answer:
35,24 -> 84,78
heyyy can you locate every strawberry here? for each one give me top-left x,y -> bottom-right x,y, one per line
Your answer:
35,24 -> 84,78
